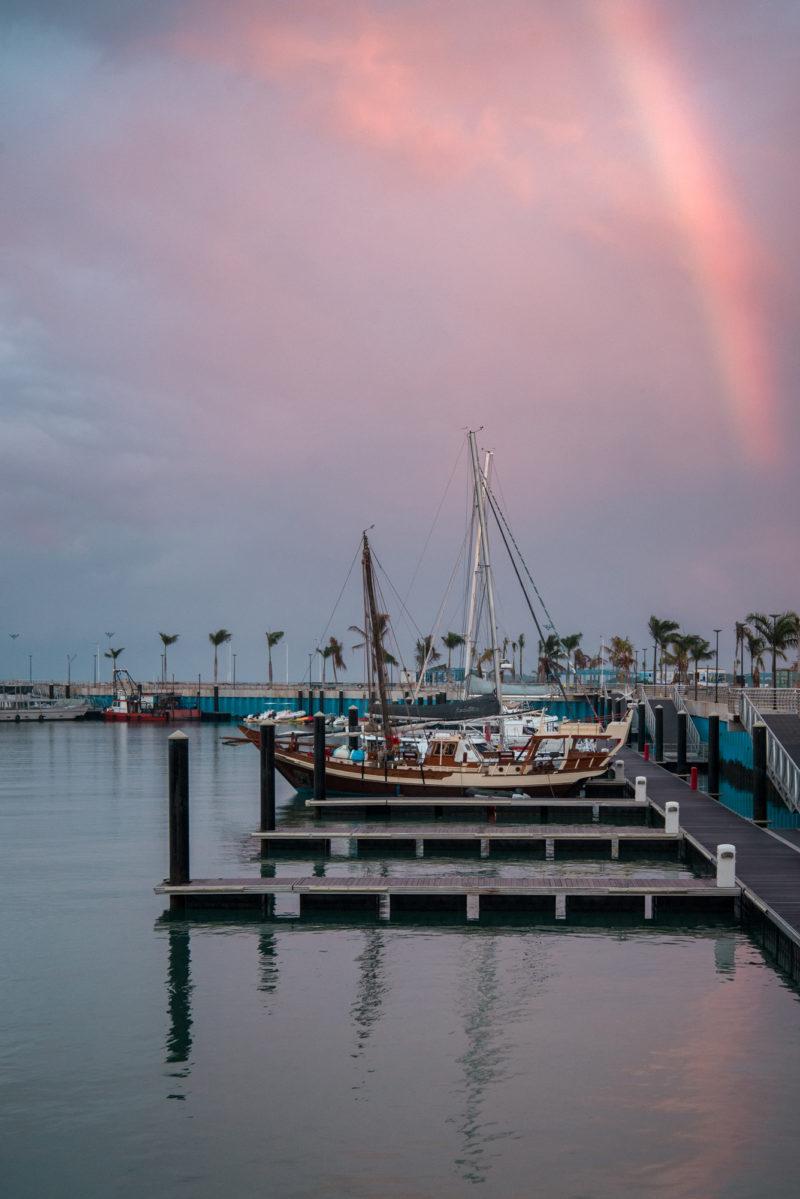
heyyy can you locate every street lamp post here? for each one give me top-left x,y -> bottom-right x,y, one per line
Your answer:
713,629 -> 722,703
232,653 -> 237,690
28,653 -> 32,684
66,654 -> 77,687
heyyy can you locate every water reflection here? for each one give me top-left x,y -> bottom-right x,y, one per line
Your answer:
350,931 -> 387,1054
453,937 -> 508,1186
165,926 -> 193,1077
258,931 -> 279,996
714,934 -> 737,977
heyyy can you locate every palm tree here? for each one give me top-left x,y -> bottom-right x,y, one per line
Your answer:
318,644 -> 333,684
265,630 -> 284,686
158,632 -> 179,683
350,614 -> 392,682
511,640 -> 518,678
104,646 -> 124,682
560,633 -> 583,685
747,612 -> 800,688
415,635 -> 442,675
538,634 -> 564,684
664,633 -> 694,684
745,632 -> 766,687
648,616 -> 680,685
326,636 -> 346,684
441,632 -> 465,680
608,635 -> 634,683
476,648 -> 494,678
686,635 -> 713,699
518,632 -> 526,679
208,629 -> 232,684
734,621 -> 749,686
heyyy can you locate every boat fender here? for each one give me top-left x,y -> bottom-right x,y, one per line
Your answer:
38,713 -> 44,722
350,748 -> 365,763
289,734 -> 298,751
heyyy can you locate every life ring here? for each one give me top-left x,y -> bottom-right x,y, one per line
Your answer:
15,714 -> 21,722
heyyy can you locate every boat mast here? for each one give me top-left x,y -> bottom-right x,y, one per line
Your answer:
362,531 -> 393,749
462,448 -> 492,699
468,431 -> 503,707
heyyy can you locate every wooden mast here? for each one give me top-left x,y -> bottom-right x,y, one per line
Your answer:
362,531 -> 393,751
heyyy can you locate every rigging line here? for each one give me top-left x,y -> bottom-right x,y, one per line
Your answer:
481,484 -> 568,703
314,536 -> 363,654
410,529 -> 470,696
485,480 -> 560,637
402,438 -> 466,606
371,550 -> 424,643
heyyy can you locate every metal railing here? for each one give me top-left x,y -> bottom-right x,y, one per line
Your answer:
741,693 -> 800,813
670,685 -> 706,759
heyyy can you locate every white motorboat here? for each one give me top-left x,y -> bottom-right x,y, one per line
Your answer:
0,691 -> 90,722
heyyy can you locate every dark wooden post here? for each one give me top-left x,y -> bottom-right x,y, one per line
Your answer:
752,721 -> 768,825
49,683 -> 55,698
348,705 -> 359,751
637,702 -> 646,752
168,731 -> 190,885
213,685 -> 219,713
708,714 -> 720,797
260,723 -> 276,832
654,705 -> 664,762
338,690 -> 344,717
297,688 -> 304,714
313,712 -> 326,802
676,711 -> 688,774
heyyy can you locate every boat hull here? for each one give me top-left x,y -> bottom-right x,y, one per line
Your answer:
0,706 -> 90,722
269,747 -> 602,797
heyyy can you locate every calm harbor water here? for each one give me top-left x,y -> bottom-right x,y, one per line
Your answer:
3,722 -> 800,1199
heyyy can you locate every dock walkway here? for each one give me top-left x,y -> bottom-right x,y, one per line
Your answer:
254,823 -> 677,859
156,872 -> 735,921
620,747 -> 800,939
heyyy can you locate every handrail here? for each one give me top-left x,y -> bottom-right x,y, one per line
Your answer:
741,693 -> 800,813
670,685 -> 706,759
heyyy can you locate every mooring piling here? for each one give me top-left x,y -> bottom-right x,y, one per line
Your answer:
259,723 -> 276,833
637,701 -> 646,752
168,731 -> 190,886
665,801 -> 679,835
676,711 -> 688,775
654,705 -> 664,763
716,844 -> 736,888
348,705 -> 359,751
635,775 -> 647,803
313,712 -> 327,802
707,714 -> 720,797
752,721 -> 768,825
690,766 -> 698,790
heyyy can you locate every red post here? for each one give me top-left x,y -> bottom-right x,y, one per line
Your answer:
643,743 -> 650,761
690,766 -> 698,791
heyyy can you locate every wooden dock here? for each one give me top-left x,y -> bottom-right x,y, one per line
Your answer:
156,872 -> 736,921
303,796 -> 645,821
620,746 -> 800,976
253,822 -> 678,859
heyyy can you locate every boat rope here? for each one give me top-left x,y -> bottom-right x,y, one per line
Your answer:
312,536 -> 363,667
480,484 -> 568,703
402,438 -> 466,607
486,475 -> 560,638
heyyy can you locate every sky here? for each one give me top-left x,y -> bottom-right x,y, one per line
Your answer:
1,0 -> 798,684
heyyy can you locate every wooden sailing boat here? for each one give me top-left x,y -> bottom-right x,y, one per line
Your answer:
241,524 -> 632,796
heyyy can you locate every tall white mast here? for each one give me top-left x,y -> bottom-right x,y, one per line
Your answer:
468,431 -> 503,707
462,447 -> 492,698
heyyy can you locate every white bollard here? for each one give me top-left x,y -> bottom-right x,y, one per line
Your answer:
613,760 -> 626,781
665,801 -> 680,836
716,844 -> 736,888
635,776 -> 647,803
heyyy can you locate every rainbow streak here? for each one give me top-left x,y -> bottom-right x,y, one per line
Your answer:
600,3 -> 777,464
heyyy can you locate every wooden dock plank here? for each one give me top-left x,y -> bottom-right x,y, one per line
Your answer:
252,823 -> 677,842
157,874 -> 734,897
620,747 -> 800,940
